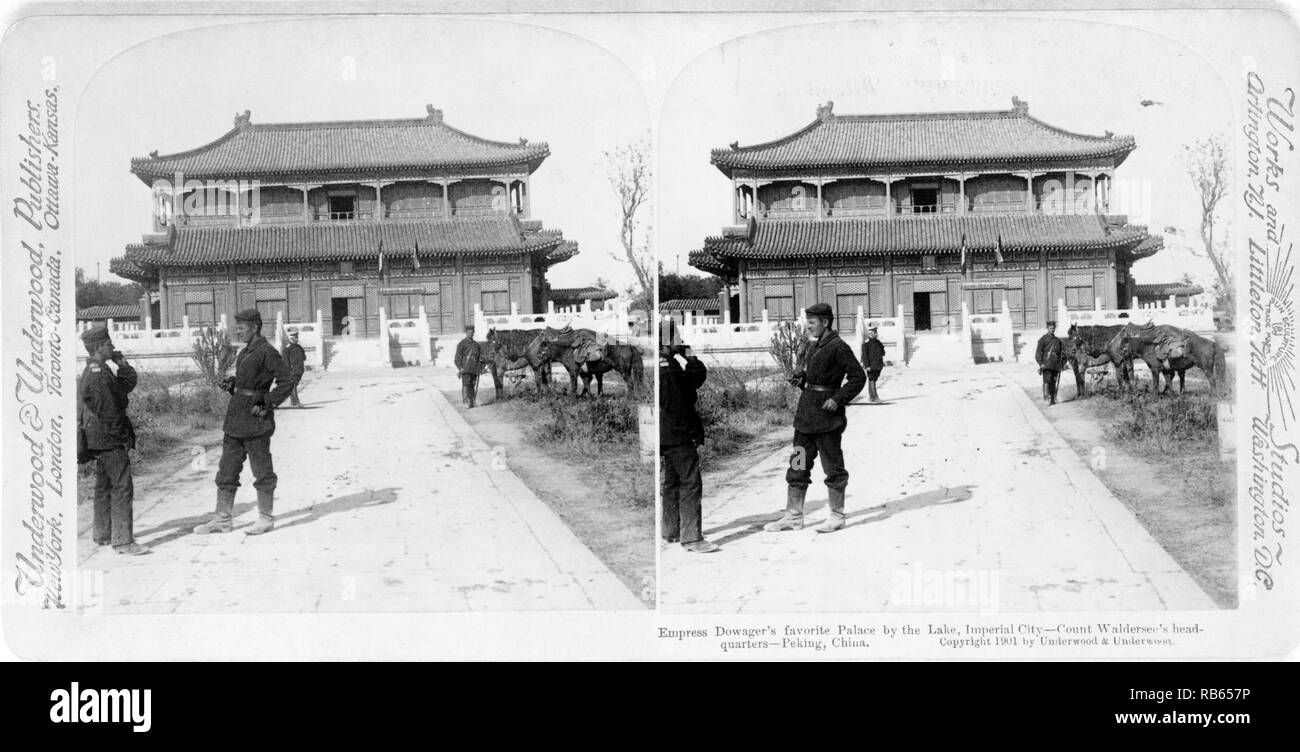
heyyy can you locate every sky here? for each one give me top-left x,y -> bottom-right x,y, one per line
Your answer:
73,16 -> 651,296
656,14 -> 1237,291
64,11 -> 1261,301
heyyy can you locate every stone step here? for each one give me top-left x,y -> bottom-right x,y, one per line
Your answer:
906,335 -> 972,367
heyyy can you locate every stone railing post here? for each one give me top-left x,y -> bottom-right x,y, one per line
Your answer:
418,304 -> 432,364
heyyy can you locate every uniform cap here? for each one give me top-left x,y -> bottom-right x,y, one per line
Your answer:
235,308 -> 263,325
805,302 -> 834,321
81,325 -> 111,346
1046,320 -> 1058,327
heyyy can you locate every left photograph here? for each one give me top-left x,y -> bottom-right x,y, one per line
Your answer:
72,17 -> 654,613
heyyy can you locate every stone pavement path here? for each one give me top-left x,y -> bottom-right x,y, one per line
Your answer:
660,362 -> 1216,613
79,369 -> 642,613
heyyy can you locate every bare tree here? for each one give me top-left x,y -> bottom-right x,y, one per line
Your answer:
602,139 -> 654,309
1180,135 -> 1232,311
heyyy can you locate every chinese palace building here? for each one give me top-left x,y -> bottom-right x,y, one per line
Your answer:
112,106 -> 577,337
690,98 -> 1162,333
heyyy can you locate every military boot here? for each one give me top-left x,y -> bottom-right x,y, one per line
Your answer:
193,490 -> 236,534
245,490 -> 275,535
763,487 -> 806,532
869,382 -> 880,403
816,488 -> 847,534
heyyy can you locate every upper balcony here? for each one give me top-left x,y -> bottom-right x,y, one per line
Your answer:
734,171 -> 1113,224
153,177 -> 532,231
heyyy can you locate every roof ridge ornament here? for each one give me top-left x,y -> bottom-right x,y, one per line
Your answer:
816,100 -> 835,121
519,137 -> 528,145
426,104 -> 443,124
1011,96 -> 1028,115
234,110 -> 251,128
1104,130 -> 1114,138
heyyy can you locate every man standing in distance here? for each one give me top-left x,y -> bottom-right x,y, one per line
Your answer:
861,324 -> 886,403
194,309 -> 300,536
454,324 -> 482,408
78,326 -> 150,555
659,319 -> 720,554
765,303 -> 867,534
283,331 -> 306,407
1035,320 -> 1065,406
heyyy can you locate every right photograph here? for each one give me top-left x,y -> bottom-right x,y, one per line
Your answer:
657,17 -> 1237,613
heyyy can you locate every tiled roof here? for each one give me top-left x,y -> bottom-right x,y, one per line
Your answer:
109,255 -> 154,284
700,214 -> 1149,260
1129,235 -> 1163,260
688,249 -> 731,276
549,286 -> 618,301
1134,282 -> 1204,298
131,106 -> 549,182
77,304 -> 142,320
659,298 -> 722,312
117,216 -> 572,277
712,99 -> 1134,173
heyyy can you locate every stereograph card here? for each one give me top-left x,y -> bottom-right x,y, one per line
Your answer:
0,1 -> 1297,662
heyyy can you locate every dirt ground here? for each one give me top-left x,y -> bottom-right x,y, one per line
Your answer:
439,380 -> 655,605
1020,369 -> 1237,608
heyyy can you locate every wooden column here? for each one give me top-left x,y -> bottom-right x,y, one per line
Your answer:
441,180 -> 451,218
884,178 -> 894,219
299,185 -> 313,223
1021,172 -> 1036,212
372,181 -> 385,221
816,177 -> 824,220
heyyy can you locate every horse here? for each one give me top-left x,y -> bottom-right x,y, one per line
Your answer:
485,328 -> 552,389
540,327 -> 644,397
1112,324 -> 1226,396
1066,323 -> 1133,397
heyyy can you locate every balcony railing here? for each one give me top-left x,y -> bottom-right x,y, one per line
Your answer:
314,211 -> 376,221
385,208 -> 445,220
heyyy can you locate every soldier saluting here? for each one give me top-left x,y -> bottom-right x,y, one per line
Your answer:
78,326 -> 150,555
765,302 -> 867,535
193,309 -> 300,536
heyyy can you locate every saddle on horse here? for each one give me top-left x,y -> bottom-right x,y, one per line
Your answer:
1125,323 -> 1189,369
552,324 -> 611,373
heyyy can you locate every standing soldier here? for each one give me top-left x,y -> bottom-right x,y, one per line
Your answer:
193,309 -> 300,536
765,302 -> 867,535
283,331 -> 307,407
78,326 -> 150,555
455,324 -> 482,408
659,319 -> 720,554
1035,320 -> 1065,406
861,324 -> 886,403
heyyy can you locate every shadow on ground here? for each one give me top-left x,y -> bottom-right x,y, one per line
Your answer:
704,484 -> 976,546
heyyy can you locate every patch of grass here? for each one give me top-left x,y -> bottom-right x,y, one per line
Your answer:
1101,387 -> 1219,456
695,365 -> 795,471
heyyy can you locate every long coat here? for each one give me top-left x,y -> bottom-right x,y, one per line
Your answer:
79,357 -> 138,451
454,337 -> 482,376
660,355 -> 707,449
1035,332 -> 1065,372
794,330 -> 867,434
861,337 -> 886,370
225,335 -> 298,438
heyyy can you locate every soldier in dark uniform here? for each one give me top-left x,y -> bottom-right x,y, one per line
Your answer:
193,309 -> 300,536
77,326 -> 150,555
454,324 -> 482,408
765,302 -> 867,534
861,324 -> 886,403
283,332 -> 306,407
1035,320 -> 1065,405
659,319 -> 720,554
